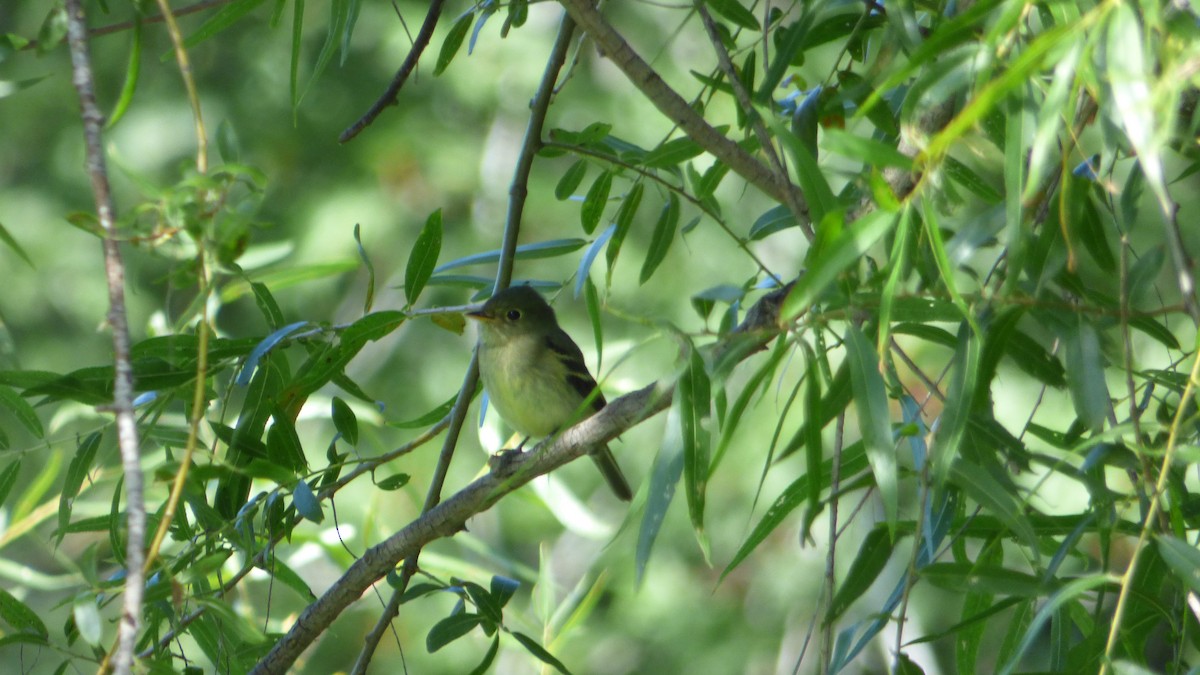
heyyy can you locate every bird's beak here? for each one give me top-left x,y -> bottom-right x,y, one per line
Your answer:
465,306 -> 492,322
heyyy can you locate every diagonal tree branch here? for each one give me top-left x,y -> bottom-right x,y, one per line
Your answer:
250,379 -> 673,674
556,0 -> 799,208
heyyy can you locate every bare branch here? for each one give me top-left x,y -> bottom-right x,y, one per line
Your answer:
340,0 -> 446,143
64,2 -> 145,673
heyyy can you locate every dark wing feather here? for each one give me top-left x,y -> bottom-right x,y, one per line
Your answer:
545,330 -> 606,411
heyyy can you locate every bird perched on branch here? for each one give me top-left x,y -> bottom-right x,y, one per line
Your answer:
468,285 -> 633,501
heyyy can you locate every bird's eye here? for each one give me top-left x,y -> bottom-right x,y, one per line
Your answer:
506,309 -> 522,321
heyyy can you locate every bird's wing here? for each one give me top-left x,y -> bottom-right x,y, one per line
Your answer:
544,329 -> 607,411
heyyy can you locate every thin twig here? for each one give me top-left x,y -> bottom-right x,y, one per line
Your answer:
694,4 -> 811,239
22,0 -> 233,51
340,0 -> 446,142
1099,348 -> 1200,674
64,2 -> 145,674
152,0 -> 207,173
817,412 -> 846,673
143,245 -> 210,571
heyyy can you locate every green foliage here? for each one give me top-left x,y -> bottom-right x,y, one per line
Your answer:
3,0 -> 1200,673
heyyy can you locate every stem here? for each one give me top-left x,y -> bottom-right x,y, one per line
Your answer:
64,2 -> 145,673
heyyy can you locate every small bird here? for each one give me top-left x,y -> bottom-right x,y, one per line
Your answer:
467,285 -> 633,501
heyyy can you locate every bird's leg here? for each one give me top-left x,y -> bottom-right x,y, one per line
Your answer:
488,436 -> 531,474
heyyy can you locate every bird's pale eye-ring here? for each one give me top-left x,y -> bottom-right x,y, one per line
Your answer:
506,309 -> 521,321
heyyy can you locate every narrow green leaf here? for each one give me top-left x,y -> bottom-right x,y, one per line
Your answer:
920,563 -> 1046,597
221,261 -> 359,303
389,393 -> 459,429
775,120 -> 836,224
266,415 -> 307,473
748,204 -> 796,240
183,0 -> 266,48
713,338 -> 787,472
468,5 -> 497,54
943,156 -> 1002,203
580,171 -> 612,234
106,20 -> 142,129
606,183 -> 644,276
822,128 -> 913,170
467,636 -> 500,675
996,575 -> 1113,675
1128,316 -> 1179,350
435,11 -> 472,75
374,473 -> 409,491
643,137 -> 705,168
1156,535 -> 1200,596
462,581 -> 503,625
757,17 -> 810,101
0,385 -> 41,438
828,526 -> 895,621
638,404 -> 684,585
0,461 -> 19,506
331,397 -> 359,445
924,22 -> 1077,162
72,595 -> 102,647
297,0 -> 349,106
405,209 -> 443,306
1023,41 -> 1081,200
678,346 -> 711,539
920,201 -> 975,327
584,277 -> 602,370
1002,98 -> 1026,298
354,223 -> 376,313
1072,188 -> 1115,272
949,459 -> 1037,552
259,556 -> 315,599
289,0 -> 305,114
235,322 -> 307,386
845,325 -> 897,533
292,479 -> 323,523
722,442 -> 868,578
803,348 -> 823,523
574,225 -> 615,297
705,0 -> 761,31
932,322 -> 980,484
434,238 -> 588,273
0,221 -> 33,269
342,310 -> 405,349
511,631 -> 573,674
58,432 -> 102,539
0,587 -> 47,638
877,207 -> 913,355
1103,3 -> 1170,214
639,193 -> 679,284
13,449 -> 60,524
1063,317 -> 1109,430
427,613 -> 483,652
781,209 -> 898,321
555,160 -> 588,200
250,280 -> 285,331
